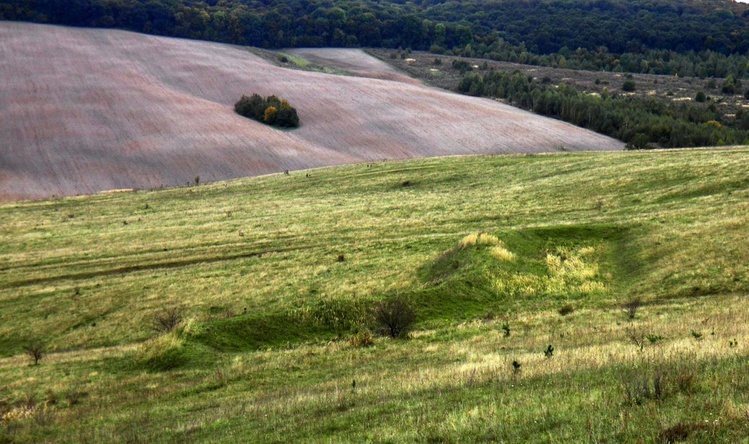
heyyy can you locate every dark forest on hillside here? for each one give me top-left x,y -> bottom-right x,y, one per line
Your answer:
3,0 -> 749,78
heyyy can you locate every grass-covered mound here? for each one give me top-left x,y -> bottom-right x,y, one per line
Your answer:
0,148 -> 748,442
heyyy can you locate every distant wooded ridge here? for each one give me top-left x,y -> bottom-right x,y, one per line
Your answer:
3,0 -> 749,77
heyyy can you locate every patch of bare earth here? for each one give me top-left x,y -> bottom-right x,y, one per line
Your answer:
284,48 -> 423,85
0,22 -> 623,201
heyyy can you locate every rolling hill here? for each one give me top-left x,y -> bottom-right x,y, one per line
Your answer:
0,21 -> 622,201
0,148 -> 747,442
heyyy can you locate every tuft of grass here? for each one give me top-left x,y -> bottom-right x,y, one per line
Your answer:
459,232 -> 501,249
490,244 -> 515,262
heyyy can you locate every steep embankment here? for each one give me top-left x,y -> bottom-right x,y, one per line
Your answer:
0,22 -> 623,200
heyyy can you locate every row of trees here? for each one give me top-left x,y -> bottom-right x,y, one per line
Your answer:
467,42 -> 749,80
458,70 -> 749,149
3,0 -> 749,78
234,94 -> 299,128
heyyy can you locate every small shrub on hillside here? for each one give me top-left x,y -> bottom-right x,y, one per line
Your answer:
24,340 -> 45,365
624,298 -> 641,320
152,307 -> 183,333
373,295 -> 416,339
235,94 -> 299,128
722,76 -> 736,94
511,360 -> 521,374
501,322 -> 511,337
622,80 -> 636,92
695,91 -> 706,102
543,344 -> 554,358
451,59 -> 472,74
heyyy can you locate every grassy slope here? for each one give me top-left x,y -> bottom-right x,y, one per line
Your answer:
0,148 -> 748,442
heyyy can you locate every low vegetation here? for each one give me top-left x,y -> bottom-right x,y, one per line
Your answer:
0,148 -> 748,442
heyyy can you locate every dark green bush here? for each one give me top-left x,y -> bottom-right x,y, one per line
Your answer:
373,295 -> 416,339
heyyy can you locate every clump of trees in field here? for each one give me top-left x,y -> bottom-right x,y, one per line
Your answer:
234,94 -> 300,128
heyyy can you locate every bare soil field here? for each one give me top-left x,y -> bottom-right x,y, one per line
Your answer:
0,22 -> 623,201
283,48 -> 422,85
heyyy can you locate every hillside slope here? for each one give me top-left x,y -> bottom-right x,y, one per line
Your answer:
0,148 -> 747,442
0,22 -> 622,201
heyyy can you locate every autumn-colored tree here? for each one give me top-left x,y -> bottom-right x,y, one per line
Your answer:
263,106 -> 278,124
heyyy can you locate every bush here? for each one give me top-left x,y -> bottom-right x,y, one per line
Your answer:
24,340 -> 45,365
695,91 -> 706,102
373,295 -> 416,339
451,59 -> 472,74
624,298 -> 641,320
722,75 -> 736,94
153,307 -> 183,333
543,344 -> 554,358
622,80 -> 636,92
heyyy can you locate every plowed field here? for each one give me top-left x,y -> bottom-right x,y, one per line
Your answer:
0,22 -> 623,200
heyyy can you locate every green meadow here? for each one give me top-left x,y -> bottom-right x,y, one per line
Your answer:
1,148 -> 748,442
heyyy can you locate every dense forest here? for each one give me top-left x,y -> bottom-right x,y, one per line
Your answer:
457,69 -> 749,148
3,0 -> 749,78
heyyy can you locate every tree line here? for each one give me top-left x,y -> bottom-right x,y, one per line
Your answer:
3,0 -> 749,79
457,70 -> 749,149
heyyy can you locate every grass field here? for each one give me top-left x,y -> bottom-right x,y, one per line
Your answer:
1,148 -> 748,442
